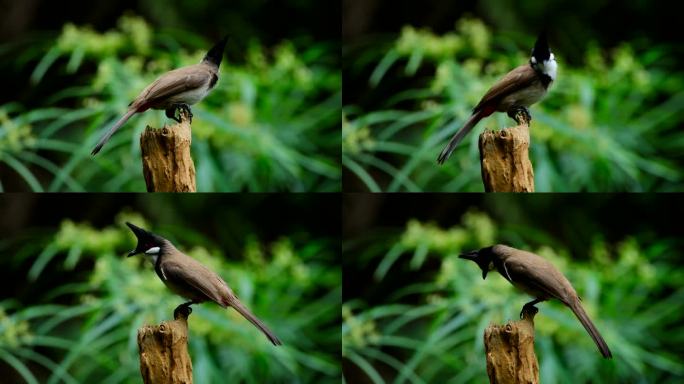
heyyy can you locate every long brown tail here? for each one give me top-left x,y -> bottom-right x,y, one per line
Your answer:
568,300 -> 612,358
91,108 -> 138,155
226,296 -> 282,346
437,110 -> 485,164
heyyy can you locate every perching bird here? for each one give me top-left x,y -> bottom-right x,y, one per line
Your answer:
91,36 -> 228,155
459,244 -> 611,358
126,222 -> 282,346
437,33 -> 556,164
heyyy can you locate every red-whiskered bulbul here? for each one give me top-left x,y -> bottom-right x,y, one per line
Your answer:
437,33 -> 556,164
91,36 -> 228,155
125,222 -> 282,346
460,244 -> 612,358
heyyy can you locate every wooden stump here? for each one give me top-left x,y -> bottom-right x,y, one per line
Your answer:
483,307 -> 539,384
478,113 -> 534,192
137,306 -> 193,384
140,109 -> 197,192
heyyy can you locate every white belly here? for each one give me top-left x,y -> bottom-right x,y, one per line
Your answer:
165,86 -> 210,105
497,81 -> 548,111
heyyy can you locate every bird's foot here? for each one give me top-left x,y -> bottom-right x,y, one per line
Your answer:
508,106 -> 532,125
520,303 -> 539,320
166,104 -> 194,123
520,298 -> 542,319
174,301 -> 194,320
177,104 -> 193,123
165,106 -> 181,123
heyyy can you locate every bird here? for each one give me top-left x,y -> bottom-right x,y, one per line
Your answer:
125,222 -> 282,346
459,244 -> 611,358
437,33 -> 556,164
91,36 -> 228,155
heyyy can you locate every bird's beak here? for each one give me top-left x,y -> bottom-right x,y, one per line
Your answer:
459,250 -> 489,279
458,250 -> 479,260
127,249 -> 139,257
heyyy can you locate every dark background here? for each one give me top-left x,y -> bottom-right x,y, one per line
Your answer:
1,0 -> 341,106
343,0 -> 684,107
2,0 -> 339,43
1,194 -> 339,241
343,0 -> 684,45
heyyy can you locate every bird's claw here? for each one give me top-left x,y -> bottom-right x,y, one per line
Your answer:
508,106 -> 532,125
173,302 -> 193,319
520,303 -> 539,320
177,104 -> 193,123
166,104 -> 194,123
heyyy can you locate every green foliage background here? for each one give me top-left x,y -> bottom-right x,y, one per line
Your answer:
0,206 -> 340,383
0,15 -> 341,192
343,19 -> 684,191
342,199 -> 684,383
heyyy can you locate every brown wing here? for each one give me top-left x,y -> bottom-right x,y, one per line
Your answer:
131,64 -> 211,108
473,64 -> 537,112
161,254 -> 283,345
161,256 -> 230,306
502,249 -> 576,304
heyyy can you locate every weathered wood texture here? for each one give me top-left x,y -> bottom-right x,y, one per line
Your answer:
478,114 -> 535,192
140,110 -> 196,192
483,308 -> 539,384
137,308 -> 193,384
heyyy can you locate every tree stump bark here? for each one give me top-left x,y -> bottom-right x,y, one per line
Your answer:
478,113 -> 535,192
483,307 -> 539,384
137,306 -> 193,384
140,109 -> 197,192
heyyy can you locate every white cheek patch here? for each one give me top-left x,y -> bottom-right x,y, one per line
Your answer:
145,247 -> 160,255
541,56 -> 557,81
144,247 -> 160,265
